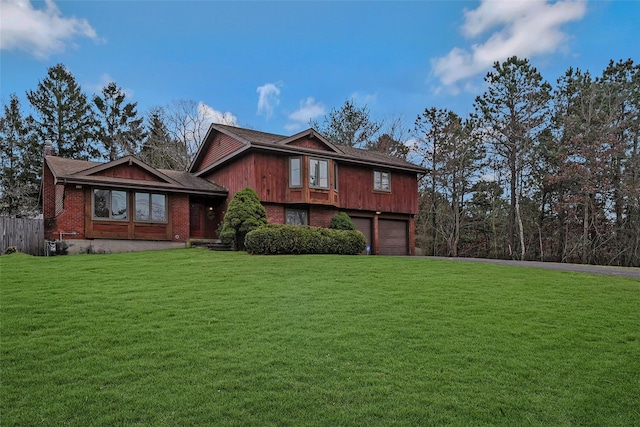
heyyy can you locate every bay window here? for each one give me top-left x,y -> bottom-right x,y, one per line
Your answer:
289,157 -> 302,187
309,158 -> 329,189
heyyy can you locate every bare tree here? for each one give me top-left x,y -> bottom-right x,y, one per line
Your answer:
162,100 -> 237,170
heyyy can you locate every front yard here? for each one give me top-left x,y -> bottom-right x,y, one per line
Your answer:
1,250 -> 638,426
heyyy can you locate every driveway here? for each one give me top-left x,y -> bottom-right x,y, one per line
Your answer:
425,257 -> 640,279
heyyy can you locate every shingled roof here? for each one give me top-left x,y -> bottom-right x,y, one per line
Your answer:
205,124 -> 426,173
46,156 -> 227,196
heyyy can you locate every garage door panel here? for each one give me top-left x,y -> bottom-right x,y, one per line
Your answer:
351,217 -> 371,255
379,219 -> 408,255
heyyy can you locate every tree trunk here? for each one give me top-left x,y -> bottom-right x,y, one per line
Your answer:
515,191 -> 526,261
582,196 -> 589,264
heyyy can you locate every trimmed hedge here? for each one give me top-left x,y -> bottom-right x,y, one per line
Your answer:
245,224 -> 366,255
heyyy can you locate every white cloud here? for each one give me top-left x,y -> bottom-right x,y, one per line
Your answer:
350,92 -> 377,106
198,102 -> 238,127
285,97 -> 325,131
432,0 -> 586,89
0,0 -> 99,59
256,82 -> 282,119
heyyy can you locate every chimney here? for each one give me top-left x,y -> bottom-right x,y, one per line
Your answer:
44,140 -> 55,157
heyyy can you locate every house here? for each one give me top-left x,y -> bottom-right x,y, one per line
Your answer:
42,124 -> 426,255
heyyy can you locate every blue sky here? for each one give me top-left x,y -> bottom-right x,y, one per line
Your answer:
1,0 -> 638,136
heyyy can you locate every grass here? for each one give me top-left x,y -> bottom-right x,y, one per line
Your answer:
1,249 -> 639,426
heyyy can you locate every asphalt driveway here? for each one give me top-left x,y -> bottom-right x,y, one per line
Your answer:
425,257 -> 640,279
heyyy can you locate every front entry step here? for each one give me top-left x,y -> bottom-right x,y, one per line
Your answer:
190,239 -> 232,251
206,242 -> 232,251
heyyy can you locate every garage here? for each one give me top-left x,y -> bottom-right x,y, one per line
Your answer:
351,217 -> 372,255
378,219 -> 409,255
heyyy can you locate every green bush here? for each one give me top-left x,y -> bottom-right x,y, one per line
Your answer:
219,188 -> 268,251
245,224 -> 366,255
329,212 -> 356,230
4,246 -> 18,255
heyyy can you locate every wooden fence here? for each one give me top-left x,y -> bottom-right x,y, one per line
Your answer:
0,217 -> 45,256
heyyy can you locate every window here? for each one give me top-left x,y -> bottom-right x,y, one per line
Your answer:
286,209 -> 308,226
289,157 -> 302,188
309,158 -> 329,189
93,189 -> 128,220
334,161 -> 339,191
135,192 -> 167,222
373,170 -> 391,192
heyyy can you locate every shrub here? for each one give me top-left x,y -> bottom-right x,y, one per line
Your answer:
4,246 -> 18,255
245,224 -> 366,255
329,212 -> 356,230
219,188 -> 268,251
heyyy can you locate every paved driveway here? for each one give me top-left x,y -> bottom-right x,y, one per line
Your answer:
425,257 -> 640,279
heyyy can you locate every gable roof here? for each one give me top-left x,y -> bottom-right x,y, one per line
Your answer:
45,156 -> 227,196
190,124 -> 427,175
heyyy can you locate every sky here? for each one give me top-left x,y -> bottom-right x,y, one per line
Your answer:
1,0 -> 638,137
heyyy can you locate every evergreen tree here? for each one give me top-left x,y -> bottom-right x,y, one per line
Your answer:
138,108 -> 185,170
26,63 -> 98,160
219,188 -> 268,251
0,95 -> 41,216
93,82 -> 146,161
311,99 -> 382,148
474,56 -> 552,260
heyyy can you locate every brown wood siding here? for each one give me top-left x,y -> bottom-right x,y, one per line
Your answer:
204,154 -> 256,199
338,164 -> 418,214
288,137 -> 329,151
94,164 -> 164,181
252,152 -> 288,203
194,133 -> 245,173
203,151 -> 418,215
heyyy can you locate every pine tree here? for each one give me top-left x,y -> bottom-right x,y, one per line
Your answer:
26,63 -> 98,160
138,108 -> 185,170
93,82 -> 146,161
311,99 -> 382,148
474,56 -> 552,260
0,95 -> 41,216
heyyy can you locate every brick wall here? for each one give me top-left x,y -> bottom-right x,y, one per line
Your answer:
309,206 -> 338,228
264,203 -> 285,224
43,162 -> 57,239
46,186 -> 86,240
171,194 -> 190,242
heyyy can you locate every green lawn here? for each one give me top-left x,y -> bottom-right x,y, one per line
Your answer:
1,250 -> 639,426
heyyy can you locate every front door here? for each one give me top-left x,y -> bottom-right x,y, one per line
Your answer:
190,199 -> 203,238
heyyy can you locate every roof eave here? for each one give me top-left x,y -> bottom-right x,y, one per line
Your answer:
58,176 -> 227,197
